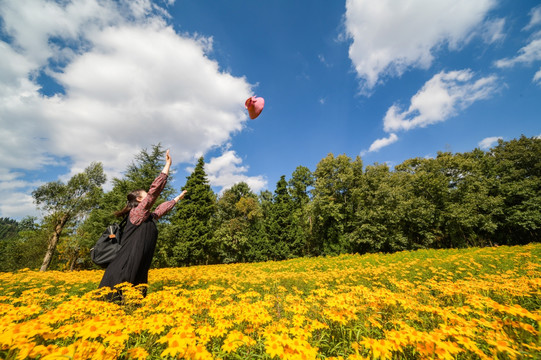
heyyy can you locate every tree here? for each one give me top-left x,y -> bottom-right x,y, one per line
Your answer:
492,136 -> 541,244
213,183 -> 264,263
33,162 -> 106,271
0,217 -> 42,271
394,156 -> 449,249
0,218 -> 19,270
311,154 -> 363,255
0,218 -> 18,240
265,176 -> 298,260
289,166 -> 314,256
0,219 -> 47,272
164,157 -> 217,267
439,150 -> 503,247
349,163 -> 407,253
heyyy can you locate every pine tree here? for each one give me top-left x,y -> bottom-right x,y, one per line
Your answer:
165,157 -> 217,266
266,175 -> 299,260
289,166 -> 314,256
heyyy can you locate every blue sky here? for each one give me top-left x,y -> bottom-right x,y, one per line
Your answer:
0,0 -> 540,220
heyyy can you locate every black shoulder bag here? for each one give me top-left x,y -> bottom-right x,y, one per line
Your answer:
90,216 -> 128,267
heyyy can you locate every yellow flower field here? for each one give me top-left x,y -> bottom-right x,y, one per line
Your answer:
1,244 -> 540,359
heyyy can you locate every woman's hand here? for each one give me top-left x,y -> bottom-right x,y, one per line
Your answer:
166,149 -> 172,165
162,149 -> 172,175
175,190 -> 187,203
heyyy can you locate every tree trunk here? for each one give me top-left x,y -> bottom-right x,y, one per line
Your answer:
69,256 -> 76,271
39,213 -> 70,272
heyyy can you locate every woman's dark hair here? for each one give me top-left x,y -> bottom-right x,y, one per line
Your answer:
114,189 -> 145,218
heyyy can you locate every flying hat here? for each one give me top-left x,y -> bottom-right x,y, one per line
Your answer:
245,96 -> 265,119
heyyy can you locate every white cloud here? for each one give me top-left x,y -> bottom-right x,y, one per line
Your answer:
481,18 -> 506,44
0,191 -> 41,220
0,0 -> 122,66
383,70 -> 499,133
344,0 -> 498,93
494,6 -> 541,86
525,5 -> 541,31
0,0 -> 259,218
205,150 -> 267,194
362,133 -> 398,155
495,37 -> 541,68
46,23 -> 251,172
0,169 -> 43,219
534,68 -> 541,85
478,136 -> 502,149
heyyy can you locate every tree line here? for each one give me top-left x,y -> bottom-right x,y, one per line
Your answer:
0,135 -> 539,271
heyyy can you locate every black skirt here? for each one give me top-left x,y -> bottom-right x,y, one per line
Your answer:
98,214 -> 158,299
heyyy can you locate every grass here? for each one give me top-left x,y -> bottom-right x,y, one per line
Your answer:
0,243 -> 540,359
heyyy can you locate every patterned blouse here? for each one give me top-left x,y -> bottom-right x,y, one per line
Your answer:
129,172 -> 176,226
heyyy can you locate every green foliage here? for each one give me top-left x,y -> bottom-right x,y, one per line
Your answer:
288,166 -> 314,256
32,162 -> 106,215
492,135 -> 541,244
265,175 -> 300,260
349,163 -> 407,253
3,136 -> 540,271
0,218 -> 18,240
311,154 -> 363,255
440,150 -> 503,247
161,157 -> 217,267
32,162 -> 106,271
213,182 -> 266,263
0,218 -> 48,272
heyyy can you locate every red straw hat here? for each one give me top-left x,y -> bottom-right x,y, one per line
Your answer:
245,96 -> 265,119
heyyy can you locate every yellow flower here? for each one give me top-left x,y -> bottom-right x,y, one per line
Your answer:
265,338 -> 283,359
127,347 -> 149,359
347,354 -> 369,360
78,323 -> 102,339
221,330 -> 256,353
42,344 -> 74,359
221,339 -> 237,353
104,329 -> 129,347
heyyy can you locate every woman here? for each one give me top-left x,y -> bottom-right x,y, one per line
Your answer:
99,149 -> 186,300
